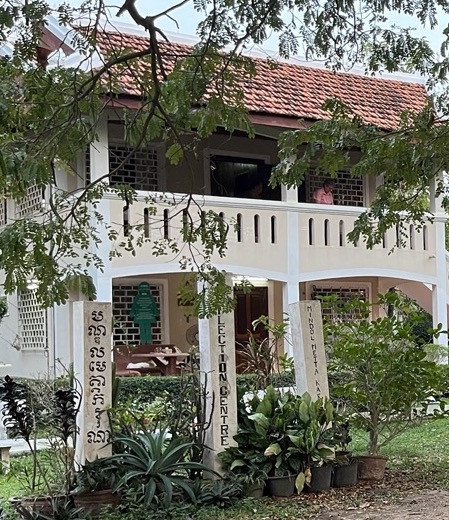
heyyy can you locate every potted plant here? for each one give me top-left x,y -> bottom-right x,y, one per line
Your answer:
263,443 -> 303,497
237,315 -> 291,390
332,419 -> 352,457
219,387 -> 296,497
234,386 -> 304,497
220,386 -> 334,497
72,458 -> 121,517
325,293 -> 448,480
285,393 -> 335,493
218,447 -> 270,498
100,428 -> 217,509
0,376 -> 79,519
331,419 -> 358,487
332,452 -> 358,488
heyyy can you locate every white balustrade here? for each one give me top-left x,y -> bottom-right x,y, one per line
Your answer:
106,194 -> 436,279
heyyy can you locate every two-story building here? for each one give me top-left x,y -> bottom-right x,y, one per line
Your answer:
0,22 -> 446,378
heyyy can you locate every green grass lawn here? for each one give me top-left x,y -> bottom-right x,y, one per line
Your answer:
350,415 -> 449,458
0,454 -> 36,500
351,418 -> 449,468
0,451 -> 61,501
350,415 -> 449,487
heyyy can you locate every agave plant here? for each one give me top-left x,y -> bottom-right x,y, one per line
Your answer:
104,430 -> 215,507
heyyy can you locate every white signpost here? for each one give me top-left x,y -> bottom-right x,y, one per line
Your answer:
289,300 -> 329,399
74,301 -> 113,465
199,307 -> 238,474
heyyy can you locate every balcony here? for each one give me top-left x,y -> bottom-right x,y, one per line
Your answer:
106,193 -> 437,283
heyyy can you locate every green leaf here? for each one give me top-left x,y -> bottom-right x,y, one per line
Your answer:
165,143 -> 183,165
248,413 -> 270,430
264,442 -> 281,457
295,472 -> 305,493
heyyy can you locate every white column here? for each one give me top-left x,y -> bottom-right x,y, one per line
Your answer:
282,281 -> 300,357
432,215 -> 448,361
283,192 -> 301,358
88,113 -> 113,299
198,274 -> 237,475
430,171 -> 448,360
52,304 -> 71,376
89,114 -> 110,184
282,186 -> 298,203
97,274 -> 113,302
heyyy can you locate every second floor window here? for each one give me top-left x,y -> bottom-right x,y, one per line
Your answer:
109,143 -> 159,192
299,171 -> 365,206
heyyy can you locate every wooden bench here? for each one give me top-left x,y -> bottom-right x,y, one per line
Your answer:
0,439 -> 13,474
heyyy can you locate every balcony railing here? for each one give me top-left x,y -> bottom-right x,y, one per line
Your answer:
106,193 -> 437,280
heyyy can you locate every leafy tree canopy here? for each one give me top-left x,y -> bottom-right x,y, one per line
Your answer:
0,0 -> 448,311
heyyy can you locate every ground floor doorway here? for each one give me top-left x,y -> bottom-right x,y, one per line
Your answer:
234,286 -> 269,372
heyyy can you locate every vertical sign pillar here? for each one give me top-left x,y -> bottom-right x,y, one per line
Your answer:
74,302 -> 112,465
198,279 -> 238,474
289,300 -> 329,400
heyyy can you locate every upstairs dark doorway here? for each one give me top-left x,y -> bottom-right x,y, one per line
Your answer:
210,155 -> 281,200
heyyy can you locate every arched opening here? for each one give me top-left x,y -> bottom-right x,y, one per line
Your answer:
237,213 -> 242,242
339,220 -> 345,247
254,214 -> 260,243
163,209 -> 169,239
143,207 -> 149,238
308,218 -> 314,245
271,216 -> 276,244
423,225 -> 428,250
409,224 -> 415,250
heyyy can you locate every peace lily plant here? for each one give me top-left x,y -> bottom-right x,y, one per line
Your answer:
220,386 -> 335,493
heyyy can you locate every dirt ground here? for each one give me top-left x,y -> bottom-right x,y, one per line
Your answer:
311,490 -> 449,520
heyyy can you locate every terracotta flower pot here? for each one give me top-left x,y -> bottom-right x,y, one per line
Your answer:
72,489 -> 121,517
10,495 -> 69,520
357,455 -> 388,480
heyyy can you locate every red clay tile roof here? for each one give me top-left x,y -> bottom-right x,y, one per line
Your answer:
96,30 -> 428,131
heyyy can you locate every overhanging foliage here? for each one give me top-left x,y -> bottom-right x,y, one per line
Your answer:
1,1 -> 449,311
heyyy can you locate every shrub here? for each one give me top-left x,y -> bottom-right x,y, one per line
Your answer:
325,293 -> 448,455
117,372 -> 295,405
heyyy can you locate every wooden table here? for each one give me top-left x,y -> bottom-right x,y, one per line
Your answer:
131,352 -> 190,376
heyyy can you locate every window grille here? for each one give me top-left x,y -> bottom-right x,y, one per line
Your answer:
307,171 -> 364,207
0,199 -> 7,226
109,144 -> 159,191
18,290 -> 47,350
85,148 -> 91,186
15,185 -> 43,219
311,285 -> 368,322
112,284 -> 162,345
